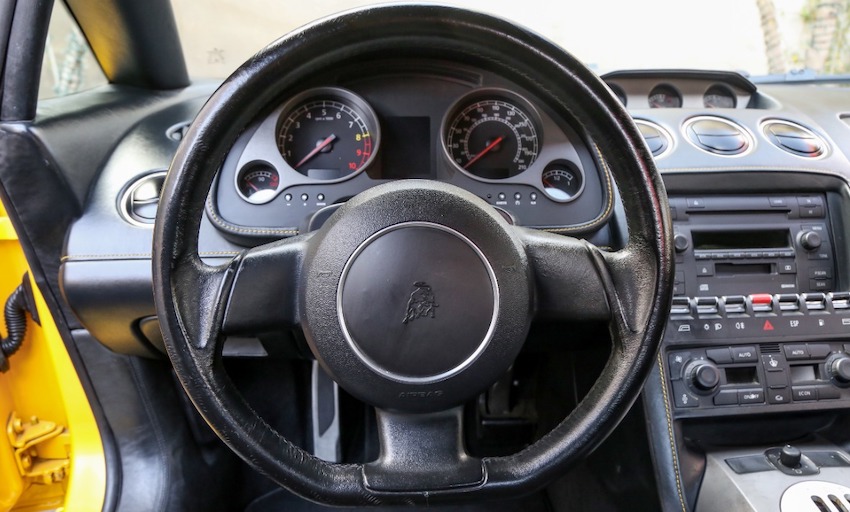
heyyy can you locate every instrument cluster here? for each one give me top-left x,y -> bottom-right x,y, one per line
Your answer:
210,65 -> 611,242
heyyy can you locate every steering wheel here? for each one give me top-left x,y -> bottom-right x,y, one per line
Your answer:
153,4 -> 673,506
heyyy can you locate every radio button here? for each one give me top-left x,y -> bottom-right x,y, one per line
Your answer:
766,371 -> 788,389
731,346 -> 758,363
768,388 -> 791,404
799,205 -> 825,218
797,196 -> 823,207
713,391 -> 738,406
706,348 -> 733,364
810,279 -> 832,291
792,387 -> 817,401
739,389 -> 765,404
807,250 -> 831,260
696,263 -> 714,277
810,268 -> 832,279
778,262 -> 797,274
784,344 -> 809,360
769,197 -> 789,207
687,198 -> 706,208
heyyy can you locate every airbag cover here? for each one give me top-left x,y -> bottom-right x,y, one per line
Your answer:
339,223 -> 497,382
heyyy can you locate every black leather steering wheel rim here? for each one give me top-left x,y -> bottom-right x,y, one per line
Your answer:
153,4 -> 673,505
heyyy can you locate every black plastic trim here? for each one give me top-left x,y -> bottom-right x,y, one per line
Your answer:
602,69 -> 758,94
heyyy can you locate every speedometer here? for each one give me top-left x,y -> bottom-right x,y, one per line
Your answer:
443,90 -> 540,179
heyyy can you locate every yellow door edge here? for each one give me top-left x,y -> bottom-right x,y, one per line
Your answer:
0,200 -> 106,512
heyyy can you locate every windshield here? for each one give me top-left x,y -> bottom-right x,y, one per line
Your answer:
170,0 -> 844,79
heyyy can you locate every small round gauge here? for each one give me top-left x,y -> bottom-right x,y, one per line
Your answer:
278,87 -> 380,180
648,84 -> 682,109
703,84 -> 736,109
541,162 -> 584,202
444,90 -> 540,179
236,163 -> 280,204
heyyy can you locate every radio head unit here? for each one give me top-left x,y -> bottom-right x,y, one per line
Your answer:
670,194 -> 834,297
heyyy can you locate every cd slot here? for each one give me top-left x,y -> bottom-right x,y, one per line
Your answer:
715,263 -> 773,276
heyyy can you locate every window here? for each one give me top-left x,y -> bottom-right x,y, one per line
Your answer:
38,2 -> 107,100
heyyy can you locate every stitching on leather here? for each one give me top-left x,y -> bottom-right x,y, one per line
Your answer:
61,251 -> 240,262
657,354 -> 688,512
205,196 -> 300,236
541,142 -> 614,234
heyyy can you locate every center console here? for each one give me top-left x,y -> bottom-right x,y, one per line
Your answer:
664,194 -> 850,417
656,191 -> 850,512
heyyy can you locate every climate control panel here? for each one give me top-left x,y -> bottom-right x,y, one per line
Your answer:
667,342 -> 850,417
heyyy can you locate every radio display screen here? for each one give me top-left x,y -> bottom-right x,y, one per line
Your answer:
692,229 -> 791,251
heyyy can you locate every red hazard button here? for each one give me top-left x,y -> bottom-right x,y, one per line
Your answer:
763,319 -> 775,331
751,294 -> 774,313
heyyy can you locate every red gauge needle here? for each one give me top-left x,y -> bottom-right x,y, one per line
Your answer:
247,182 -> 260,192
463,136 -> 504,169
295,134 -> 337,168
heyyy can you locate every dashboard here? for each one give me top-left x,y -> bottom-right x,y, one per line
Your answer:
54,62 -> 850,511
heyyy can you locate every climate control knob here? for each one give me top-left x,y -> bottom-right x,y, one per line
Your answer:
685,360 -> 720,393
827,354 -> 850,385
799,230 -> 822,251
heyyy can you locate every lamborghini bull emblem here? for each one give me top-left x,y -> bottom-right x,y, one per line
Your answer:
402,281 -> 438,324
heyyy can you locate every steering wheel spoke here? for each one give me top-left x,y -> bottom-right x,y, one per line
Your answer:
520,227 -> 611,322
364,407 -> 484,492
220,234 -> 312,336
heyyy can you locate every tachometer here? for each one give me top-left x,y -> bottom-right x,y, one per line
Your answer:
444,90 -> 540,179
278,87 -> 380,180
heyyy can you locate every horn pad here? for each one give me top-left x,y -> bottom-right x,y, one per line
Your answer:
301,181 -> 533,413
339,222 -> 497,383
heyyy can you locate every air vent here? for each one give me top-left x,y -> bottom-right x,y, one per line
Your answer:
683,116 -> 751,156
119,171 -> 167,226
762,120 -> 826,158
760,343 -> 781,354
166,121 -> 191,142
781,481 -> 850,512
634,119 -> 671,157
